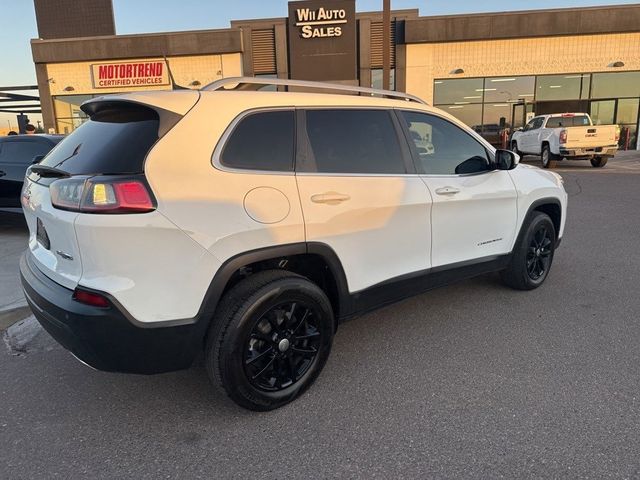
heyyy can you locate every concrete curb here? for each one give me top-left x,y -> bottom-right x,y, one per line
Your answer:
0,306 -> 33,332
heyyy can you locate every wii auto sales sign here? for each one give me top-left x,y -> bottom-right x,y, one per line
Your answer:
91,61 -> 170,88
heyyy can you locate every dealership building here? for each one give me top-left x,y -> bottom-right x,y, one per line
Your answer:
31,0 -> 640,149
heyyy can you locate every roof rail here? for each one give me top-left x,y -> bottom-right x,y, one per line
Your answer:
202,77 -> 427,105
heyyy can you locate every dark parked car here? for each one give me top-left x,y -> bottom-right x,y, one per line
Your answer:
0,134 -> 63,208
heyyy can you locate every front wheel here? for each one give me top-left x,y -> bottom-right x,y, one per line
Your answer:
590,156 -> 608,168
501,211 -> 556,290
541,144 -> 557,169
205,270 -> 334,411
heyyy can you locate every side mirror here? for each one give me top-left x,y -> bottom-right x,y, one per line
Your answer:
495,149 -> 519,170
32,155 -> 45,164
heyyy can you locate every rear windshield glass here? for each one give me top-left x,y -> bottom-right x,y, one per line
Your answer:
40,104 -> 159,175
545,115 -> 590,128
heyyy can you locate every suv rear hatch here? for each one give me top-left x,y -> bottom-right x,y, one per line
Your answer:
21,91 -> 199,289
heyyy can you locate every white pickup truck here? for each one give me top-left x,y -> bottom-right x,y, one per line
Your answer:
511,113 -> 619,168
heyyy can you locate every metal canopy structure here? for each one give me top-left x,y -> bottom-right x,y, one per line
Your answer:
0,85 -> 41,114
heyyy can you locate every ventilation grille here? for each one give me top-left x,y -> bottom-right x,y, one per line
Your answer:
251,29 -> 276,74
371,21 -> 396,69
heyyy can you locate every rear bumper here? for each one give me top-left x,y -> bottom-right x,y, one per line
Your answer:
20,252 -> 203,374
559,146 -> 617,157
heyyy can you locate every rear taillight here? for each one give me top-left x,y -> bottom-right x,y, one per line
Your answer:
73,288 -> 110,308
559,129 -> 567,144
50,175 -> 155,214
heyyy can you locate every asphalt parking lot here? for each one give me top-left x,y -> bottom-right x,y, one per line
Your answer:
2,153 -> 640,478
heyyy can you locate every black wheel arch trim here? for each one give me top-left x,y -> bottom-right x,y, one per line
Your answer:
519,197 -> 563,242
196,242 -> 351,329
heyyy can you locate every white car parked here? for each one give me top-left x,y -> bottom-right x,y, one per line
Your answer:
20,78 -> 567,410
511,113 -> 619,168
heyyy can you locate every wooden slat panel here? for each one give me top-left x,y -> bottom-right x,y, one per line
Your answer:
251,29 -> 276,74
370,21 -> 396,68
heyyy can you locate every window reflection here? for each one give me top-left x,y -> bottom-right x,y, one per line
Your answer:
483,76 -> 534,103
53,94 -> 94,134
591,72 -> 640,99
432,71 -> 640,150
443,104 -> 482,130
536,74 -> 590,101
371,69 -> 395,90
434,78 -> 484,105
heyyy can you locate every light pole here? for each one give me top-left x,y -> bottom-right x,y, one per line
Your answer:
382,0 -> 391,90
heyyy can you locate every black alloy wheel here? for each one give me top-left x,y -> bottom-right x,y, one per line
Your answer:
244,301 -> 322,392
206,270 -> 334,411
500,211 -> 556,290
526,224 -> 553,281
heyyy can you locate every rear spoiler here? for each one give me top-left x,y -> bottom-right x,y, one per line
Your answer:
81,91 -> 200,137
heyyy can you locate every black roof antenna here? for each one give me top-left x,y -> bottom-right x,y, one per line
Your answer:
163,55 -> 188,90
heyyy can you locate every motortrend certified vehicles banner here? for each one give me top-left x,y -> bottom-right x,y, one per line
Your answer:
91,60 -> 170,88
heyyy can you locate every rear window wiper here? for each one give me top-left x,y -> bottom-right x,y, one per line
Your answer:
29,165 -> 71,178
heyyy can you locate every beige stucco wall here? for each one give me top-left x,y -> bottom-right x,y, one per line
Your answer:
45,52 -> 243,96
405,33 -> 640,104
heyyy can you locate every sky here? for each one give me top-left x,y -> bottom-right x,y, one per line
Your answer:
0,0 -> 637,129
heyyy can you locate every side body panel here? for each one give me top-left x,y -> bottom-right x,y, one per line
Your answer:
508,164 -> 568,244
296,174 -> 432,292
145,94 -> 306,284
74,211 -> 221,323
423,170 -> 518,267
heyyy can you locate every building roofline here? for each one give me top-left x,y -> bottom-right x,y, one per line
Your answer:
418,3 -> 640,21
405,3 -> 640,44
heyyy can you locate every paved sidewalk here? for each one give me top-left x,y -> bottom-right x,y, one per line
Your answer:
0,213 -> 30,329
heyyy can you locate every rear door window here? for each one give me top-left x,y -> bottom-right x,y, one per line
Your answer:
301,109 -> 406,174
220,110 -> 295,171
39,104 -> 159,175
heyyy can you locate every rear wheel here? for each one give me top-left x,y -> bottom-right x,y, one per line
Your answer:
501,211 -> 556,290
205,270 -> 334,411
541,144 -> 557,169
590,156 -> 608,168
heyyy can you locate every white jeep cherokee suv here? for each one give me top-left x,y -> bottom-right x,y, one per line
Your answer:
20,78 -> 567,410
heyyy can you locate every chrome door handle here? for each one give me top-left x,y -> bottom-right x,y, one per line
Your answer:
435,186 -> 460,195
310,192 -> 351,205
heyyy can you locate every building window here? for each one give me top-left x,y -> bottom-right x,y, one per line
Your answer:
53,95 -> 94,134
483,76 -> 535,103
591,72 -> 640,99
371,69 -> 395,90
254,73 -> 278,91
433,78 -> 483,105
432,71 -> 640,150
535,74 -> 590,101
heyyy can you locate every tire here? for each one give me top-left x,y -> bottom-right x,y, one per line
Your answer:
205,270 -> 334,411
511,140 -> 521,157
541,144 -> 557,169
590,156 -> 608,168
501,211 -> 556,291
